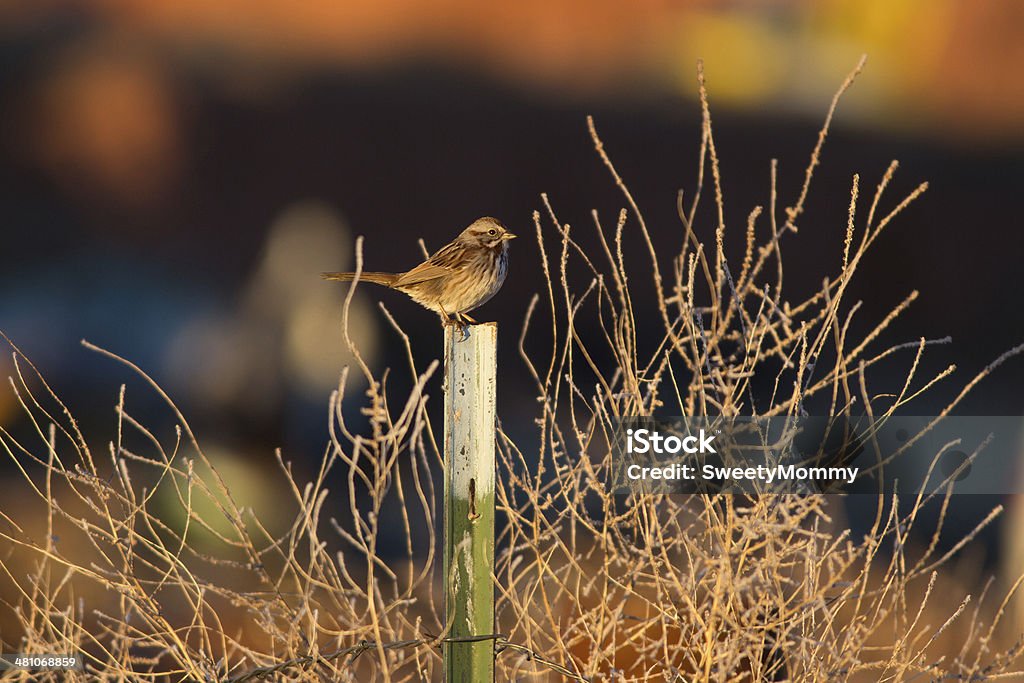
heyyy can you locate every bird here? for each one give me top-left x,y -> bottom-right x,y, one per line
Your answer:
322,217 -> 516,329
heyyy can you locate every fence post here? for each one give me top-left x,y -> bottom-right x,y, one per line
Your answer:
442,322 -> 496,682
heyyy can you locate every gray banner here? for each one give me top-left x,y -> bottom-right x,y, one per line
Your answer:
607,416 -> 1024,495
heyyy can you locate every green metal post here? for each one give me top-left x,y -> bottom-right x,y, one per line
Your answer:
442,322 -> 496,682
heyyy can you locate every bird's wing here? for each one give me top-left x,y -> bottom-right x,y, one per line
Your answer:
393,263 -> 453,286
393,242 -> 464,287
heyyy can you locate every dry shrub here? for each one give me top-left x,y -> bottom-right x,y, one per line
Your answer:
1,58 -> 1023,682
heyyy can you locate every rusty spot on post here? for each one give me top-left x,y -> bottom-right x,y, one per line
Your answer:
468,478 -> 479,520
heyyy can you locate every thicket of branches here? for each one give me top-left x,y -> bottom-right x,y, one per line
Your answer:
2,58 -> 1023,681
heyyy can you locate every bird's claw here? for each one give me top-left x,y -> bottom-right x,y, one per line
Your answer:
443,316 -> 471,342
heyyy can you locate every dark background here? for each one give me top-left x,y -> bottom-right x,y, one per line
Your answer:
1,1 -> 1022,571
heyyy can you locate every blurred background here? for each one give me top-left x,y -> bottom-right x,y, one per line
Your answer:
1,0 -> 1023,638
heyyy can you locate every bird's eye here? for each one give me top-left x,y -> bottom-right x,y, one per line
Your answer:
488,229 -> 497,236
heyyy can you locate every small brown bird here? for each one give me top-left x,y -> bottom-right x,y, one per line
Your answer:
322,217 -> 516,326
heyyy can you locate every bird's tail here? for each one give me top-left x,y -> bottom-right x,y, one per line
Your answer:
321,271 -> 399,287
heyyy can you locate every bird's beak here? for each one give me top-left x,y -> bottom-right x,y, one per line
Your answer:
504,233 -> 518,240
